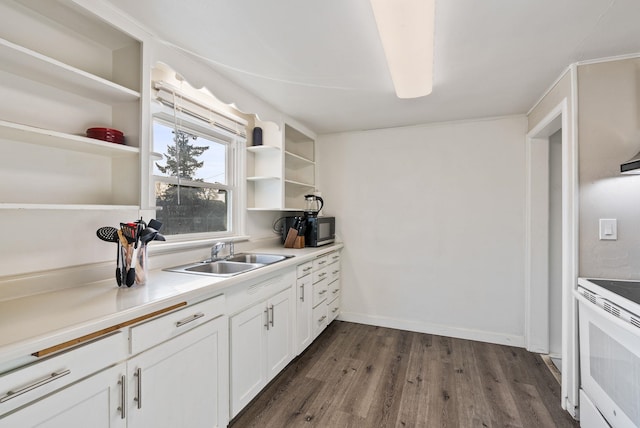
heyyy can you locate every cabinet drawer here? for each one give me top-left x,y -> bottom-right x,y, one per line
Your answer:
0,331 -> 126,416
328,296 -> 340,322
328,251 -> 341,264
312,281 -> 329,307
130,295 -> 225,355
312,303 -> 328,337
296,261 -> 313,278
329,279 -> 340,300
313,267 -> 329,284
328,264 -> 340,283
312,255 -> 329,271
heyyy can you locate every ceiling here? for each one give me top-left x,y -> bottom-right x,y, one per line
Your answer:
104,0 -> 640,135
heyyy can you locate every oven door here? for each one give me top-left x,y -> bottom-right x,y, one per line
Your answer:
577,294 -> 640,428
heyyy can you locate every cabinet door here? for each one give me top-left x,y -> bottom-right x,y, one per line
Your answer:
266,288 -> 294,379
230,303 -> 268,417
127,317 -> 227,428
0,364 -> 126,428
296,274 -> 313,354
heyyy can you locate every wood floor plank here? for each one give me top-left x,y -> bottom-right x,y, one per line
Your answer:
229,321 -> 579,428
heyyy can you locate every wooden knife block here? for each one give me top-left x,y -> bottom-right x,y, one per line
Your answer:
293,236 -> 305,249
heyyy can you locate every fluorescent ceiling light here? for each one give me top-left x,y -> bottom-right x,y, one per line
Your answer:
370,0 -> 435,99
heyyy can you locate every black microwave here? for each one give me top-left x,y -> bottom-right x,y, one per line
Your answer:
281,216 -> 335,247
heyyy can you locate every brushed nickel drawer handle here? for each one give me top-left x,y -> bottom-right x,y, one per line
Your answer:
118,374 -> 126,419
303,266 -> 312,272
332,289 -> 339,294
319,315 -> 327,322
176,312 -> 205,327
318,272 -> 327,277
332,307 -> 339,313
319,290 -> 327,295
269,304 -> 275,327
134,368 -> 142,409
0,369 -> 71,403
332,270 -> 339,274
318,260 -> 326,265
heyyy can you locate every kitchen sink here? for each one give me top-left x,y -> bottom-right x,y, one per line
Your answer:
165,253 -> 293,277
226,253 -> 291,265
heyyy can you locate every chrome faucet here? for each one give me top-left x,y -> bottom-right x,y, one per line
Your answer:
211,242 -> 225,261
210,241 -> 235,261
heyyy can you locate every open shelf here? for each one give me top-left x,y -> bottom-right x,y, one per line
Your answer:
0,120 -> 139,158
0,203 -> 139,211
284,179 -> 315,188
247,145 -> 280,153
0,38 -> 140,104
247,176 -> 281,182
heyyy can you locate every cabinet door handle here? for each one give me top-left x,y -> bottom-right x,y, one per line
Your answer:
118,374 -> 126,419
176,312 -> 205,327
332,289 -> 339,294
0,369 -> 71,403
134,368 -> 142,409
319,289 -> 327,295
303,266 -> 312,272
264,308 -> 269,330
318,260 -> 326,265
318,272 -> 327,278
332,270 -> 340,275
332,307 -> 339,313
319,315 -> 327,322
300,284 -> 305,302
269,304 -> 275,327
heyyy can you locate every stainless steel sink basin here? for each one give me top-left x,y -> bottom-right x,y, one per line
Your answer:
165,253 -> 293,277
166,260 -> 262,277
226,253 -> 291,265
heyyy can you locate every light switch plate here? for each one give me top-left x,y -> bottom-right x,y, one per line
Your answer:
599,219 -> 617,240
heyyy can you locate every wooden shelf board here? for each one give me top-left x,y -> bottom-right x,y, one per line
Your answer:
284,179 -> 315,188
0,204 -> 139,210
247,176 -> 281,181
247,145 -> 280,152
284,150 -> 314,165
0,120 -> 139,158
0,37 -> 140,103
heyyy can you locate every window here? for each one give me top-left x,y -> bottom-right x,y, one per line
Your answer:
152,119 -> 236,237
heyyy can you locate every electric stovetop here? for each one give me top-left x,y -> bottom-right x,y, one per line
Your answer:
587,279 -> 640,307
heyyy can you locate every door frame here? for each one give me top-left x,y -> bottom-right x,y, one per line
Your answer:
524,94 -> 579,416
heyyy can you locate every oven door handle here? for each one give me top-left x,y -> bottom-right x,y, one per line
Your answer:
574,291 -> 640,337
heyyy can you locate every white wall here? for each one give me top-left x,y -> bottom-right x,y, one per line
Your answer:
578,57 -> 640,279
317,116 -> 527,346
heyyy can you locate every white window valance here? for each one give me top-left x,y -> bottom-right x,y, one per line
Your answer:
153,80 -> 248,141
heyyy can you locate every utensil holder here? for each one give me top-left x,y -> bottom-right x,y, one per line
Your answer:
135,243 -> 148,285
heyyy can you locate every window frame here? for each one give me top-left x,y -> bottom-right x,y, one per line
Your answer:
151,113 -> 244,242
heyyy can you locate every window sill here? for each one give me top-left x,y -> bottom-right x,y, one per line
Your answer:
146,235 -> 250,256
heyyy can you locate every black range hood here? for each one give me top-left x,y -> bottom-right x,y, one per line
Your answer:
620,151 -> 640,174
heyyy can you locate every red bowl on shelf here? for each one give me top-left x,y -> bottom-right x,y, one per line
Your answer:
86,127 -> 125,145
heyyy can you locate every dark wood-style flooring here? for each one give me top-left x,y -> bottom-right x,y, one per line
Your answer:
230,321 -> 579,428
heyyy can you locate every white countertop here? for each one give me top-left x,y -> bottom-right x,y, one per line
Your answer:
0,243 -> 342,366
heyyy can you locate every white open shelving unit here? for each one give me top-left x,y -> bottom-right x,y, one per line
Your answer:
0,0 -> 142,211
246,121 -> 316,211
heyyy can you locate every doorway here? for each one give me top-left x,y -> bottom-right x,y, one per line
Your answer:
525,96 -> 579,416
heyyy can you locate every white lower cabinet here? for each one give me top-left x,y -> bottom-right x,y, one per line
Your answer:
0,363 -> 126,428
126,315 -> 228,428
230,282 -> 294,417
295,261 -> 313,354
0,296 -> 228,428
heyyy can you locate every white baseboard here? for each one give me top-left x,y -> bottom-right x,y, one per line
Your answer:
337,312 -> 525,348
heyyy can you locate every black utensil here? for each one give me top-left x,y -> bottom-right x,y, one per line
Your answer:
96,227 -> 122,286
125,222 -> 144,287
